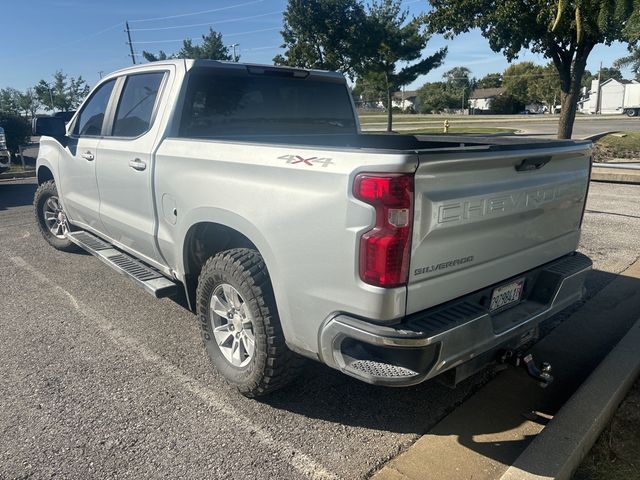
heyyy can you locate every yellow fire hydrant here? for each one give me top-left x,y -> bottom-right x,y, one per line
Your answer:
443,119 -> 450,133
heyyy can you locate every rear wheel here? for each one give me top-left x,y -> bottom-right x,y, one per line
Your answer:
626,108 -> 638,117
34,180 -> 78,252
196,248 -> 304,397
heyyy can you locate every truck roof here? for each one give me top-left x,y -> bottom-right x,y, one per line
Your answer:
105,59 -> 345,82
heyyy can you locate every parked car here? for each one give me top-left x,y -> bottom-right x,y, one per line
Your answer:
0,127 -> 10,172
33,60 -> 593,397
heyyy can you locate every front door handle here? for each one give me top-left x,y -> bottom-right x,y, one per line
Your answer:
128,158 -> 147,171
81,151 -> 94,161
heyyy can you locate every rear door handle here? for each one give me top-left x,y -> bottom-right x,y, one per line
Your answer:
128,158 -> 147,171
81,152 -> 94,161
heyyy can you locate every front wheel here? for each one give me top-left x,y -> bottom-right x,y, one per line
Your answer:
626,108 -> 638,117
34,180 -> 78,252
196,248 -> 304,397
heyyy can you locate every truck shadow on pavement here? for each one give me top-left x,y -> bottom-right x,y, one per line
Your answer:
262,268 -> 632,448
0,180 -> 37,212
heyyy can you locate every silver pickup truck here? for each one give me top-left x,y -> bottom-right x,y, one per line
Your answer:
33,60 -> 592,397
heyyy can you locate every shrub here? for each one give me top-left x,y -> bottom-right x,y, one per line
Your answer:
0,113 -> 30,154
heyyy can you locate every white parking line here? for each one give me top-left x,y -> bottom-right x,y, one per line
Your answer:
8,254 -> 341,480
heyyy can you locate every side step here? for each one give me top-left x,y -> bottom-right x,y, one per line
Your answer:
67,231 -> 179,299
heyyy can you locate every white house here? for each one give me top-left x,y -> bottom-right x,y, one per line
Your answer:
391,90 -> 419,110
468,87 -> 505,112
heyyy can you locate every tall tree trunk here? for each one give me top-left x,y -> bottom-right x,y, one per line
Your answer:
557,90 -> 580,139
556,42 -> 593,139
386,87 -> 393,132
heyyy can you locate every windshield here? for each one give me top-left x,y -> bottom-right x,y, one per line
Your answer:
179,69 -> 356,138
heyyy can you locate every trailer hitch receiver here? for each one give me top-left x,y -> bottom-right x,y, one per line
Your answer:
501,351 -> 554,388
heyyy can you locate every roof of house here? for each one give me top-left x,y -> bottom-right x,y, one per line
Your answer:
600,78 -> 639,87
469,87 -> 505,99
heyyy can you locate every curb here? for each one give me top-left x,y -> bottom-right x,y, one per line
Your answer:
581,131 -> 620,142
500,319 -> 640,480
0,171 -> 36,180
591,167 -> 640,184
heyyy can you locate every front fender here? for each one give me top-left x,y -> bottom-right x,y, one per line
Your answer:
36,138 -> 61,185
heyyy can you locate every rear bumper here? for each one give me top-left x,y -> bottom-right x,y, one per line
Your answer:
319,252 -> 592,386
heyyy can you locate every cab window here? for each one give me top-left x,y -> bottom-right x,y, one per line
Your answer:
112,72 -> 164,137
73,79 -> 116,136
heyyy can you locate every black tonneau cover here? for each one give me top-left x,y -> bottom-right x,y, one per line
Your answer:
190,132 -> 589,153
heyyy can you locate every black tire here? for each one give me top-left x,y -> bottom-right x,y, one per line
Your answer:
196,248 -> 304,397
626,108 -> 638,117
33,180 -> 78,252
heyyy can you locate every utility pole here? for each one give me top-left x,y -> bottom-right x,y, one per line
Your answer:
596,60 -> 602,114
228,43 -> 239,62
125,21 -> 136,65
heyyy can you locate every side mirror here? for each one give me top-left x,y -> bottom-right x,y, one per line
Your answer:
33,116 -> 67,139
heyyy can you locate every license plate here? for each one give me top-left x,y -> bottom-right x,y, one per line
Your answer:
490,278 -> 525,312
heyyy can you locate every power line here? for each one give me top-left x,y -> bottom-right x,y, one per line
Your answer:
20,22 -> 122,61
129,0 -> 264,23
130,11 -> 282,32
134,26 -> 281,45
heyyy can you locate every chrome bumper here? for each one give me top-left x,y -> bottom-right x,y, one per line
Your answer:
319,252 -> 592,386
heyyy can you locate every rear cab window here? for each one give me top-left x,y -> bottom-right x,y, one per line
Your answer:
112,72 -> 165,138
178,67 -> 356,139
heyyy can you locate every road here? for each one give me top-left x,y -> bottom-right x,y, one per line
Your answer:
360,115 -> 640,139
0,179 -> 639,480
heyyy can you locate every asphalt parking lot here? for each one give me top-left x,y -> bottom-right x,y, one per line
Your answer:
1,179 -> 639,480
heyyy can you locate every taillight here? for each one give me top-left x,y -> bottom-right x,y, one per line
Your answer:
353,173 -> 414,288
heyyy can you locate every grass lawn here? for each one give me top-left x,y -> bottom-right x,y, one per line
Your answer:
366,127 -> 517,135
594,132 -> 640,161
573,378 -> 640,480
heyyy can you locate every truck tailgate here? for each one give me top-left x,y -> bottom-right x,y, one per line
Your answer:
407,143 -> 591,315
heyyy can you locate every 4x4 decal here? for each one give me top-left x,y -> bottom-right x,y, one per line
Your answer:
278,155 -> 334,167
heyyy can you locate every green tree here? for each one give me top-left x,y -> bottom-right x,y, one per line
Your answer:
427,0 -> 638,138
615,48 -> 640,81
443,66 -> 473,91
476,72 -> 503,88
274,0 -> 367,77
442,66 -> 474,110
16,89 -> 42,118
142,50 -> 170,62
0,113 -> 30,155
489,94 -> 523,114
614,4 -> 640,80
34,71 -> 90,112
142,29 -> 233,62
352,71 -> 388,106
417,81 -> 459,113
502,62 -> 545,105
0,88 -> 20,115
531,63 -> 562,113
361,0 -> 447,131
581,66 -> 624,89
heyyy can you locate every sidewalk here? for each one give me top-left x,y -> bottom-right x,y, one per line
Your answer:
372,259 -> 640,480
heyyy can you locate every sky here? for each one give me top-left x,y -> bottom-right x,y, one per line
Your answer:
0,0 -> 634,93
